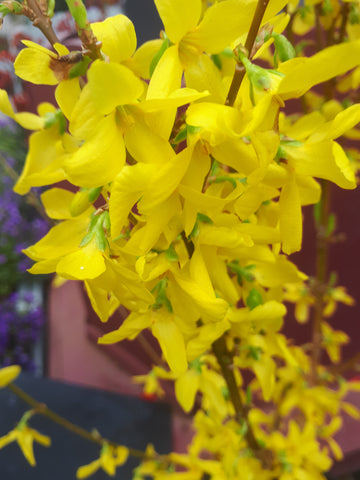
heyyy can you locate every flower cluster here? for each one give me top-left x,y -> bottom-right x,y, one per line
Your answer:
0,0 -> 360,477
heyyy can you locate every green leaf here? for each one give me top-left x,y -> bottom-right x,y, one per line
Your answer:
165,244 -> 179,262
245,289 -> 263,310
150,33 -> 170,77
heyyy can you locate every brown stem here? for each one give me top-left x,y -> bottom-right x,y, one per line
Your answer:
137,333 -> 167,369
181,230 -> 195,258
310,179 -> 331,384
337,2 -> 350,44
226,0 -> 271,106
314,4 -> 325,51
25,0 -> 59,46
212,336 -> 267,459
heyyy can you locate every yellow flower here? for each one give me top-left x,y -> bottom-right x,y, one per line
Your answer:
77,443 -> 129,478
15,40 -> 79,85
0,414 -> 51,467
321,322 -> 349,364
0,365 -> 21,387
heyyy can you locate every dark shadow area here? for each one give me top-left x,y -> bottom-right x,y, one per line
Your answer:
0,373 -> 171,479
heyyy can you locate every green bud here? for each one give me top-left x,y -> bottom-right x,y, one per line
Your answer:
272,33 -> 296,63
211,54 -> 222,70
44,110 -> 66,135
197,213 -> 213,224
70,188 -> 93,217
88,186 -> 102,203
65,0 -> 88,29
47,0 -> 55,17
245,288 -> 263,310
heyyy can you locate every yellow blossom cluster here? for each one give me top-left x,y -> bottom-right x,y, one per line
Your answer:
1,0 -> 360,478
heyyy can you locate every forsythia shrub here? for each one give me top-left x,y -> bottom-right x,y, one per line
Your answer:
0,0 -> 360,478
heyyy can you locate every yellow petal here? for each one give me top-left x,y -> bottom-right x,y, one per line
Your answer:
55,78 -> 81,120
41,188 -> 77,219
254,256 -> 307,287
175,370 -> 200,412
146,45 -> 183,139
64,113 -> 126,188
14,43 -> 58,85
30,429 -> 51,447
56,242 -> 106,280
309,103 -> 360,143
131,39 -> 163,79
0,89 -> 44,130
190,0 -> 287,53
253,356 -> 276,401
279,39 -> 360,99
91,15 -> 136,63
0,430 -> 17,449
17,429 -> 36,466
154,0 -> 202,43
151,311 -> 188,374
84,279 -> 120,323
14,129 -> 66,194
0,365 -> 21,387
98,312 -> 152,344
279,174 -> 302,254
87,61 -> 144,115
189,0 -> 258,53
109,163 -> 152,239
286,140 -> 356,189
24,217 -> 89,261
184,54 -> 225,104
77,460 -> 101,479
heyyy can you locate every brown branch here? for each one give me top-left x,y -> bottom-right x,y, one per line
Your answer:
25,0 -> 59,46
137,333 -> 167,369
310,180 -> 331,385
212,336 -> 273,467
181,230 -> 195,258
337,2 -> 350,45
7,383 -> 152,460
226,0 -> 271,106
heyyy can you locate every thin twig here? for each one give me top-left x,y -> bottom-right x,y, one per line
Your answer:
310,179 -> 331,385
25,0 -> 59,46
226,0 -> 271,106
7,383 -> 153,460
212,336 -> 273,468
